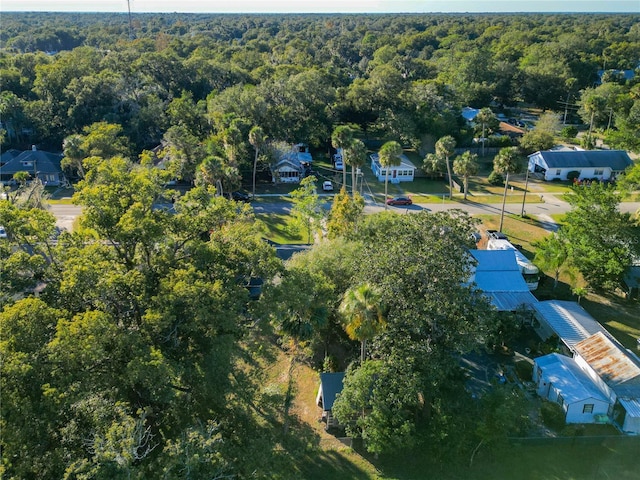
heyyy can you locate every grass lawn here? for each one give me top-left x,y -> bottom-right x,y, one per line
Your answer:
257,213 -> 307,244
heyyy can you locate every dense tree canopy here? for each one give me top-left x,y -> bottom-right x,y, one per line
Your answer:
2,12 -> 639,160
0,158 -> 283,478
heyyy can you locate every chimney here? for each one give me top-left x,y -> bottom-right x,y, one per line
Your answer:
32,145 -> 37,151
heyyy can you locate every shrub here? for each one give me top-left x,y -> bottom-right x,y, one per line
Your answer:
566,171 -> 580,182
560,126 -> 578,139
488,171 -> 504,185
515,360 -> 533,382
541,401 -> 566,430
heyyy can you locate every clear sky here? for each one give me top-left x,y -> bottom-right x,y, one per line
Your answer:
2,0 -> 639,13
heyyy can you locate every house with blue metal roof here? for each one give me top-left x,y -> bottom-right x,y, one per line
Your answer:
533,353 -> 610,424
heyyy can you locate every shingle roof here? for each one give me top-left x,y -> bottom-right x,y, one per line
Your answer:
0,150 -> 63,175
530,150 -> 633,170
317,372 -> 345,411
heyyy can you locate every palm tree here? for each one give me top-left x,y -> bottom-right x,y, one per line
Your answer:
378,140 -> 403,210
345,138 -> 367,197
493,147 -> 523,231
534,233 -> 569,289
62,133 -> 87,179
453,151 -> 479,201
339,283 -> 385,363
475,108 -> 495,157
332,125 -> 354,190
435,136 -> 456,199
249,126 -> 266,199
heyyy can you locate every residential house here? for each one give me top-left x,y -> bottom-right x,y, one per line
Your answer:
572,332 -> 640,434
270,143 -> 312,184
370,153 -> 415,183
0,146 -> 66,186
527,149 -> 633,182
468,249 -> 538,311
316,372 -> 345,430
533,353 -> 611,424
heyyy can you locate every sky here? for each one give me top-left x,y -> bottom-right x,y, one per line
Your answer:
2,0 -> 639,13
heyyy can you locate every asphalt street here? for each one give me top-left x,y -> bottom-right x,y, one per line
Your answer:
49,194 -> 640,234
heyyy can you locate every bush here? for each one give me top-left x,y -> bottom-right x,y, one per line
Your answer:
488,171 -> 504,185
560,126 -> 578,139
566,171 -> 580,182
515,360 -> 533,382
541,401 -> 566,430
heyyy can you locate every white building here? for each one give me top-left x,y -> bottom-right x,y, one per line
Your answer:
370,153 -> 416,183
527,150 -> 632,182
533,353 -> 610,424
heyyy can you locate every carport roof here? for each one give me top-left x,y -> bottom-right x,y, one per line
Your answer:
532,300 -> 610,348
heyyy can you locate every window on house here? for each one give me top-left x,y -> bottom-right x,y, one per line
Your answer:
555,169 -> 561,175
594,169 -> 604,176
557,394 -> 564,407
583,404 -> 594,414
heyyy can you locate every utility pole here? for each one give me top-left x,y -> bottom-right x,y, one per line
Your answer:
127,0 -> 134,39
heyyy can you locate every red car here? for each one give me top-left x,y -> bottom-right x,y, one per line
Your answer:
386,196 -> 412,206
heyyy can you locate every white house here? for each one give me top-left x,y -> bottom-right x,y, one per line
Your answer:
533,353 -> 610,424
370,153 -> 415,183
527,150 -> 633,182
270,143 -> 312,184
572,332 -> 640,434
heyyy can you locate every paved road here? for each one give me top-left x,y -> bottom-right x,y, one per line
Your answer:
49,194 -> 640,233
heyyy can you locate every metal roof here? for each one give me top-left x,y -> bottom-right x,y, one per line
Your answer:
528,150 -> 633,171
470,249 -> 519,272
574,332 -> 640,388
535,353 -> 609,405
469,250 -> 538,311
618,397 -> 640,418
532,300 -> 610,348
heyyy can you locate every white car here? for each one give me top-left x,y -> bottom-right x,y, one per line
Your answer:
0,226 -> 7,239
322,181 -> 334,191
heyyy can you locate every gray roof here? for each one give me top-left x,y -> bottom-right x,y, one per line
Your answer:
529,150 -> 633,171
317,372 -> 345,411
0,150 -> 63,175
370,153 -> 416,170
533,300 -> 611,348
0,149 -> 21,164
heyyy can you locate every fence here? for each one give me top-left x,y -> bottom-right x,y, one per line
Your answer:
509,435 -> 640,447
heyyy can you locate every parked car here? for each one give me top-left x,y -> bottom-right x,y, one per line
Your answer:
386,196 -> 412,206
322,181 -> 333,191
232,191 -> 252,202
0,226 -> 7,239
486,230 -> 508,240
